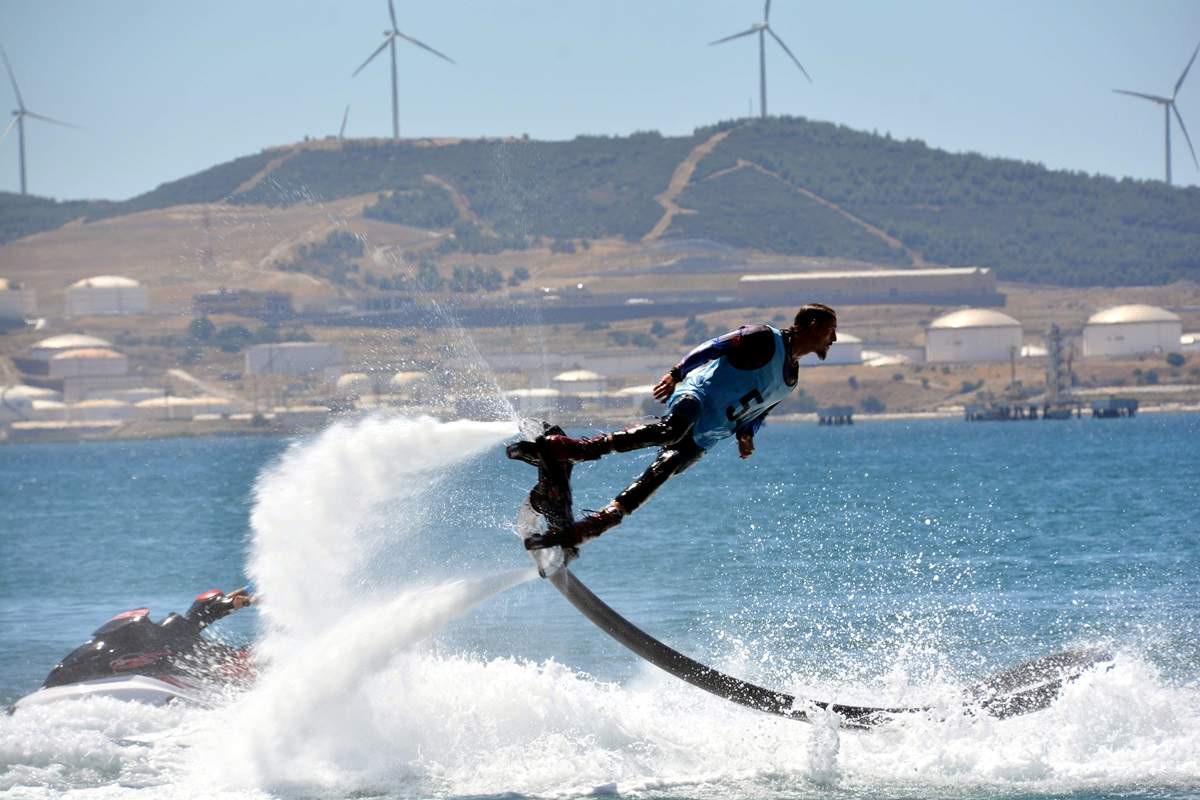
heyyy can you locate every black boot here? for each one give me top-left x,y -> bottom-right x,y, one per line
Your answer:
524,502 -> 626,549
510,433 -> 614,464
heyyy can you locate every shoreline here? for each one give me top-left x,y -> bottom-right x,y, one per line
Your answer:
4,402 -> 1199,446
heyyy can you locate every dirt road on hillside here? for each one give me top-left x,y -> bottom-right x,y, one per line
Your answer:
642,128 -> 736,242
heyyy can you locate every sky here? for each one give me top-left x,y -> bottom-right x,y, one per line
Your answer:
2,0 -> 1199,201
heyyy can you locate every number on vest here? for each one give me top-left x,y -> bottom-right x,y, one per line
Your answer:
726,389 -> 764,422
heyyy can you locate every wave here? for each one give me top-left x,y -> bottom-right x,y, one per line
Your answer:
3,415 -> 1198,799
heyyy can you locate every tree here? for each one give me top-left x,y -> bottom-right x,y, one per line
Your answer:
214,324 -> 253,353
860,396 -> 886,413
683,315 -> 711,343
415,261 -> 445,292
189,316 -> 215,342
631,332 -> 656,348
1166,352 -> 1185,368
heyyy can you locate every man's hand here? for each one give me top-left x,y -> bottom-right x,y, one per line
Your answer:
737,432 -> 754,459
228,587 -> 255,609
652,371 -> 677,403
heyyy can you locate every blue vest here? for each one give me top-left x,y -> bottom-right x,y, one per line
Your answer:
668,326 -> 794,450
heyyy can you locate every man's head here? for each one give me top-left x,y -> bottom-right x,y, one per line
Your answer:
789,303 -> 838,360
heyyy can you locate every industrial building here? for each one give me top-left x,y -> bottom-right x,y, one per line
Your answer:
0,279 -> 36,320
1082,304 -> 1182,357
738,267 -> 1003,306
244,342 -> 343,379
800,332 -> 863,366
64,276 -> 149,317
13,334 -> 144,402
553,369 -> 607,394
925,309 -> 1023,363
194,288 -> 293,319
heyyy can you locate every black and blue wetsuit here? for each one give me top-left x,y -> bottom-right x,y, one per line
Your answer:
610,324 -> 798,514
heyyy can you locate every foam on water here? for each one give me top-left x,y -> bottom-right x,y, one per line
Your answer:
247,414 -> 519,654
4,414 -> 1199,799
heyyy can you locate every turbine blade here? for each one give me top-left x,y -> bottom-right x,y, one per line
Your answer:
339,104 -> 350,139
767,28 -> 812,82
395,31 -> 456,64
764,0 -> 772,22
0,44 -> 25,110
1172,102 -> 1199,170
1175,38 -> 1200,97
1112,88 -> 1169,104
24,110 -> 80,129
387,0 -> 398,32
352,38 -> 391,76
0,115 -> 17,147
709,26 -> 759,46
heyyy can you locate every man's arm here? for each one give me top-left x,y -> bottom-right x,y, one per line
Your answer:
734,402 -> 780,458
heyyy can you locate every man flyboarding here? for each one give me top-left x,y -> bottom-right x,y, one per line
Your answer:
510,303 -> 837,550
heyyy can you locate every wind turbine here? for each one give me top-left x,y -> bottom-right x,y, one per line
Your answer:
1113,39 -> 1200,185
352,0 -> 455,141
710,0 -> 811,119
1,44 -> 79,195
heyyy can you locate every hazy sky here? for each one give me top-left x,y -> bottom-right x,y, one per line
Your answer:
3,0 -> 1200,200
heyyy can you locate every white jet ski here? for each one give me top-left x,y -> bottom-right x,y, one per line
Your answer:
7,588 -> 255,714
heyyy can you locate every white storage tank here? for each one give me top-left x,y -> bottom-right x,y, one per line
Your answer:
0,386 -> 36,422
800,332 -> 863,366
27,334 -> 114,361
48,348 -> 129,379
1082,304 -> 1182,357
65,276 -> 149,317
925,309 -> 1023,363
334,372 -> 374,398
68,399 -> 135,422
0,278 -> 36,319
245,342 -> 343,380
553,369 -> 607,395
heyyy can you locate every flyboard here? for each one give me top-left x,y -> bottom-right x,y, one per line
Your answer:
507,421 -> 1111,729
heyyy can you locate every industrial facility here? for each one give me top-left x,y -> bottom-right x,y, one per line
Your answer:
737,267 -> 1003,306
244,341 -> 343,379
0,279 -> 36,320
800,332 -> 863,366
925,309 -> 1023,363
64,276 -> 149,317
13,334 -> 143,402
1082,304 -> 1182,357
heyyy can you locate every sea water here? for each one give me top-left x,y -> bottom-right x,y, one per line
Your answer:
1,413 -> 1197,799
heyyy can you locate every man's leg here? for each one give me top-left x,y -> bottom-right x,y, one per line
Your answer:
565,434 -> 705,543
534,396 -> 701,463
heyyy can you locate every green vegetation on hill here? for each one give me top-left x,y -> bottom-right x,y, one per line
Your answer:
231,131 -> 698,241
364,184 -> 458,229
0,192 -> 103,244
5,119 -> 1200,287
274,229 -> 365,287
692,117 -> 1200,286
671,163 -> 908,265
84,151 -> 276,222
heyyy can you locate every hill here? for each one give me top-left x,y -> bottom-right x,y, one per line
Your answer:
3,118 -> 1200,286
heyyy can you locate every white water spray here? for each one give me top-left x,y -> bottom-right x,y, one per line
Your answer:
247,414 -> 517,654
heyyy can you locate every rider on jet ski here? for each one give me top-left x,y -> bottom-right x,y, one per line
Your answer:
40,585 -> 256,690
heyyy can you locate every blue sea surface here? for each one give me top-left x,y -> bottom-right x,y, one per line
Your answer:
1,414 -> 1197,799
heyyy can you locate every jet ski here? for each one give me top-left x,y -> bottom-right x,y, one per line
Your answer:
8,587 -> 256,714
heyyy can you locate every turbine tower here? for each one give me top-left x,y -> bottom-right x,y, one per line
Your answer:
710,0 -> 811,119
1113,39 -> 1200,185
352,0 -> 455,141
1,44 -> 78,195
